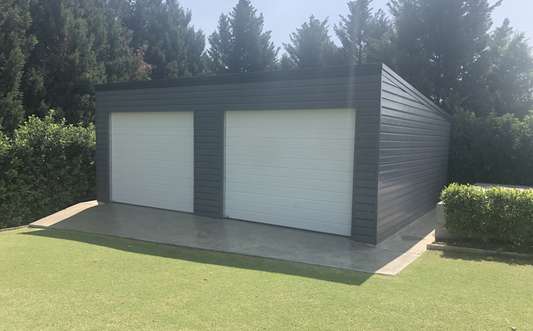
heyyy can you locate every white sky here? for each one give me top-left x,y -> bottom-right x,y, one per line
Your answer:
179,0 -> 533,47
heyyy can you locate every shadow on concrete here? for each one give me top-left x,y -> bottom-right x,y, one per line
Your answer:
22,228 -> 371,285
27,201 -> 437,281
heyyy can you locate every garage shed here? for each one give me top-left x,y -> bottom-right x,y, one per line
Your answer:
95,64 -> 451,244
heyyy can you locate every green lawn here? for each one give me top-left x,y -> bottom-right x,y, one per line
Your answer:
1,228 -> 532,330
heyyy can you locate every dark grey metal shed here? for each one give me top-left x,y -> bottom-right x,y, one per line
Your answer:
95,64 -> 450,244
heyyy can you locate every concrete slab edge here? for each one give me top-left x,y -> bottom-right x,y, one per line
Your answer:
32,226 -> 396,276
26,200 -> 438,277
375,230 -> 435,276
427,243 -> 533,260
28,224 -> 48,230
30,201 -> 99,228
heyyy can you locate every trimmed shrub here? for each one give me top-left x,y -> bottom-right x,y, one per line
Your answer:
449,111 -> 533,186
0,113 -> 95,228
0,132 -> 13,226
441,183 -> 533,248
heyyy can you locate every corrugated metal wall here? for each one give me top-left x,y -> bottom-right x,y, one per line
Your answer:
376,65 -> 451,242
95,66 -> 383,243
194,111 -> 224,217
96,65 -> 450,244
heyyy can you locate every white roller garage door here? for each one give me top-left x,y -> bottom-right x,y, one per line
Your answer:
110,112 -> 194,212
224,109 -> 355,236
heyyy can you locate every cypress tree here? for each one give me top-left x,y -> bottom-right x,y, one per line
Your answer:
335,0 -> 394,66
0,0 -> 33,132
284,16 -> 338,69
208,0 -> 278,73
23,0 -> 150,124
126,0 -> 205,79
388,0 -> 501,111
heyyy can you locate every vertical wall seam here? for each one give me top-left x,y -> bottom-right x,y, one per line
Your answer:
350,69 -> 382,244
194,110 -> 224,218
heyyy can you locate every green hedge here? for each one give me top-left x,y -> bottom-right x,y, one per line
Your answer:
441,184 -> 533,248
449,112 -> 533,186
0,113 -> 95,228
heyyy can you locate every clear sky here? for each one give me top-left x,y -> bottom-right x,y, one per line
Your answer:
179,0 -> 533,48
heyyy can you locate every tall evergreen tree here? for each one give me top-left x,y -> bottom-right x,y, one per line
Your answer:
388,0 -> 501,111
23,0 -> 148,124
23,0 -> 105,123
284,16 -> 338,69
208,15 -> 233,72
127,0 -> 205,79
0,0 -> 33,133
467,20 -> 533,116
208,0 -> 278,73
279,54 -> 296,71
80,0 -> 151,82
335,0 -> 394,66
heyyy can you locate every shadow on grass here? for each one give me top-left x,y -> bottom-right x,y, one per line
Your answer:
437,250 -> 533,266
21,228 -> 372,285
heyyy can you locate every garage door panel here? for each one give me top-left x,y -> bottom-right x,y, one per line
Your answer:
111,112 -> 194,212
226,139 -> 353,159
228,109 -> 354,129
225,173 -> 351,187
226,140 -> 354,163
227,131 -> 355,141
225,192 -> 352,211
226,189 -> 351,207
224,205 -> 352,235
227,151 -> 355,164
111,153 -> 193,168
226,165 -> 352,181
227,177 -> 353,198
112,171 -> 193,188
225,109 -> 355,236
225,210 -> 352,234
112,139 -> 193,154
227,160 -> 354,173
112,114 -> 192,130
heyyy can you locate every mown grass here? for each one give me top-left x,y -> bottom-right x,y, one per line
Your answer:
1,228 -> 532,330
